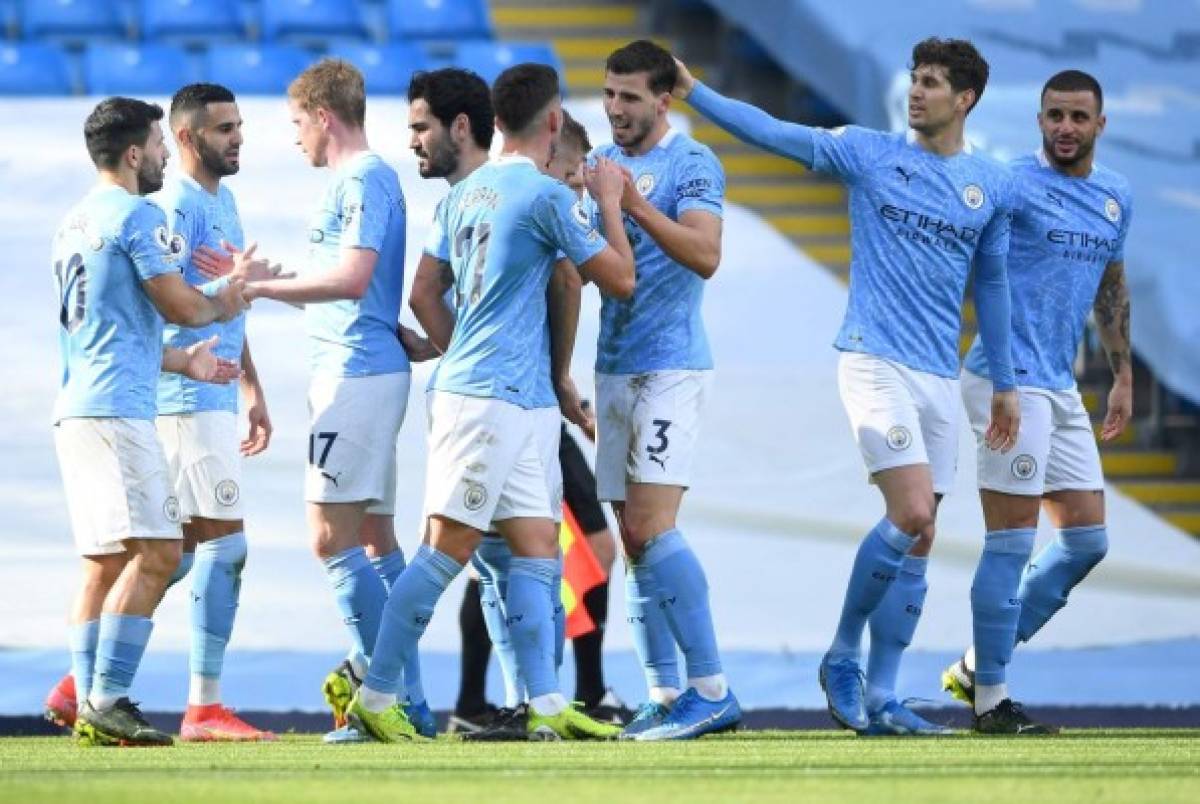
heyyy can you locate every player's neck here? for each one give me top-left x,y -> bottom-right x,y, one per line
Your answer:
622,118 -> 670,157
325,128 -> 370,170
448,149 -> 489,186
182,158 -> 220,195
499,135 -> 550,170
912,121 -> 966,157
97,169 -> 138,196
1050,151 -> 1094,179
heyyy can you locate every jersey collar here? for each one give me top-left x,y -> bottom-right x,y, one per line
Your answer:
1036,148 -> 1094,179
492,153 -> 537,168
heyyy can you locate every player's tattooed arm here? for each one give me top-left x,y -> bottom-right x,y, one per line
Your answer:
410,254 -> 455,353
1094,259 -> 1133,440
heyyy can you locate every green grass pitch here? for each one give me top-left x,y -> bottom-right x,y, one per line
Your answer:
1,730 -> 1197,803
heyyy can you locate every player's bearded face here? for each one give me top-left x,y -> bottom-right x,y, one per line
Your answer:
136,123 -> 167,194
1039,90 -> 1103,168
417,129 -> 459,179
195,102 -> 243,177
603,73 -> 658,150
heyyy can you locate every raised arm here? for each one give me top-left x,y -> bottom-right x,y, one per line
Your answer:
1094,259 -> 1132,440
674,58 -> 816,168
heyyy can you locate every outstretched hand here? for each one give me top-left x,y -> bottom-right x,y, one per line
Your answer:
182,336 -> 241,384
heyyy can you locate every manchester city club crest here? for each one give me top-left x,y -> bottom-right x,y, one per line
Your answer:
1011,454 -> 1038,481
163,496 -> 181,523
215,479 -> 240,507
571,200 -> 589,227
636,173 -> 656,196
1105,197 -> 1121,223
463,481 -> 488,512
886,425 -> 912,451
962,184 -> 985,210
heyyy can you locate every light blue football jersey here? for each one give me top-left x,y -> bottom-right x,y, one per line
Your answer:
427,155 -> 606,408
52,185 -> 180,422
153,175 -> 246,414
305,151 -> 409,377
811,126 -> 1014,379
589,129 -> 724,375
964,152 -> 1133,390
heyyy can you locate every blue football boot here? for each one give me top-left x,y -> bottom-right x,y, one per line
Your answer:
818,653 -> 869,731
862,699 -> 954,736
629,688 -> 741,741
618,701 -> 672,740
404,699 -> 437,739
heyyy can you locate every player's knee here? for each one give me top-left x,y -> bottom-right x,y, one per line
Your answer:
133,540 -> 183,583
891,502 -> 935,539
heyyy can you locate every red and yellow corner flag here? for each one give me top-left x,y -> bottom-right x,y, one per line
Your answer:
558,502 -> 607,639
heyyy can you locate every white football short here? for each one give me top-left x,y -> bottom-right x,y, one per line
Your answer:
531,405 -> 564,522
54,417 -> 182,557
423,391 -> 554,532
837,351 -> 959,495
156,411 -> 243,521
961,369 -> 1104,495
306,372 -> 410,514
594,370 -> 711,503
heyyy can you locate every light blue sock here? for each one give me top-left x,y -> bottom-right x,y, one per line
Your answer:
1017,525 -> 1108,644
323,546 -> 388,661
365,545 -> 461,695
472,538 -> 523,707
972,528 -> 1036,685
552,551 -> 566,671
90,614 -> 153,705
506,557 -> 559,699
166,551 -> 194,590
190,532 -> 246,680
829,518 -> 916,661
69,619 -> 100,703
372,549 -> 426,705
372,550 -> 406,591
641,529 -> 722,679
866,554 -> 928,710
625,561 -> 681,691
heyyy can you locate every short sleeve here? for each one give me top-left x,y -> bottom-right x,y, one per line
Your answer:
123,202 -> 179,282
341,170 -> 394,252
533,182 -> 606,268
978,172 -> 1014,257
809,125 -> 884,182
675,147 -> 725,218
1112,185 -> 1133,263
424,197 -> 451,261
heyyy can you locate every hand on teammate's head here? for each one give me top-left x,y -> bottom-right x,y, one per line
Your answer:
672,58 -> 695,100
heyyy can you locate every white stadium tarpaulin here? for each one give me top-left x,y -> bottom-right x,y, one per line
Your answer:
1,99 -> 1197,713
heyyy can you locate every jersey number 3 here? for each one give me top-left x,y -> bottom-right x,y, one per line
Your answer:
54,253 -> 86,334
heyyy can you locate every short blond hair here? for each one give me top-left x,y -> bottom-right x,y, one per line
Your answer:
288,58 -> 365,128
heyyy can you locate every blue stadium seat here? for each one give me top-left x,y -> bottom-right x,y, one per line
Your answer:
21,0 -> 125,41
430,41 -> 561,87
0,43 -> 72,95
327,43 -> 427,95
83,44 -> 194,96
205,44 -> 316,95
390,0 -> 491,41
260,0 -> 370,43
139,0 -> 244,43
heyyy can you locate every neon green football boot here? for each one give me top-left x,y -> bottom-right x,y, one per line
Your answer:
322,660 -> 360,729
527,703 -> 622,741
347,692 -> 428,743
